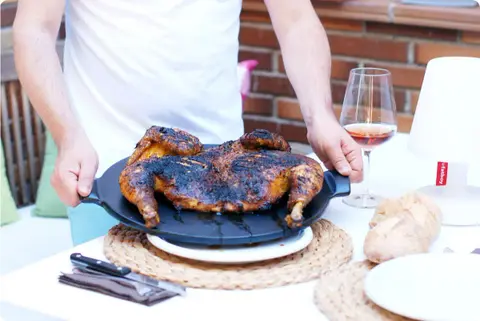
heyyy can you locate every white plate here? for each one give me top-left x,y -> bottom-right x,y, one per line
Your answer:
146,227 -> 313,264
364,253 -> 480,321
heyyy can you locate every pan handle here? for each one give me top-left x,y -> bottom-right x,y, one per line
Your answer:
78,180 -> 104,207
326,169 -> 351,198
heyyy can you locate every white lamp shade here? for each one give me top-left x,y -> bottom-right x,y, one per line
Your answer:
408,56 -> 480,164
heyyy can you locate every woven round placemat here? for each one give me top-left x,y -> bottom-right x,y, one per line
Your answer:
313,260 -> 415,320
103,219 -> 353,290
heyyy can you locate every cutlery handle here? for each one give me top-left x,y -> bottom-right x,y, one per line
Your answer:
70,253 -> 131,276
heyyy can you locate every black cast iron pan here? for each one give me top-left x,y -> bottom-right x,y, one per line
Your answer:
81,146 -> 350,246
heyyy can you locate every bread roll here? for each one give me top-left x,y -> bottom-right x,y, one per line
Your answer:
364,192 -> 442,264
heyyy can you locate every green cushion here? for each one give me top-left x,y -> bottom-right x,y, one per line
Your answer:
1,140 -> 20,226
31,131 -> 68,218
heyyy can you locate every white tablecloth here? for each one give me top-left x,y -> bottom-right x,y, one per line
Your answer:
1,134 -> 479,321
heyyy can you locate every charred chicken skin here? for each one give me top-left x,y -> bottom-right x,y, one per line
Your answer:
119,127 -> 324,229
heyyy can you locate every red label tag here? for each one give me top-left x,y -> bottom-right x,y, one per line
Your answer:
436,162 -> 448,186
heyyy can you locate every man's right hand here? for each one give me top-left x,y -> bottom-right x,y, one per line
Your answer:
51,132 -> 99,207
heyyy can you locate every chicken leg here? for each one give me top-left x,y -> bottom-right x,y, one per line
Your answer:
120,126 -> 203,228
239,129 -> 324,227
285,162 -> 324,228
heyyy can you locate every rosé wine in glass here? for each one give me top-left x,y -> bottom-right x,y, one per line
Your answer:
339,68 -> 398,208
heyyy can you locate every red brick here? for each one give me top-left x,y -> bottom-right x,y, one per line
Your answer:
396,113 -> 414,133
239,25 -> 279,49
393,89 -> 407,113
331,82 -> 347,105
410,91 -> 420,114
277,54 -> 285,73
243,0 -> 265,4
1,3 -> 17,27
278,124 -> 308,144
415,42 -> 480,65
321,17 -> 363,32
243,119 -> 278,134
331,59 -> 358,80
328,34 -> 409,62
240,11 -> 271,24
333,105 -> 342,120
462,32 -> 480,45
277,98 -> 303,121
243,96 -> 273,116
364,63 -> 425,88
277,56 -> 356,79
253,74 -> 295,97
365,22 -> 457,41
311,0 -> 351,6
392,4 -> 479,31
238,50 -> 272,70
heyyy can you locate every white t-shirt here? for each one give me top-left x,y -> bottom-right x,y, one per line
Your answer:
63,0 -> 245,177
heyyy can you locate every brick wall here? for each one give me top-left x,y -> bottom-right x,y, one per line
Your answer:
239,12 -> 480,144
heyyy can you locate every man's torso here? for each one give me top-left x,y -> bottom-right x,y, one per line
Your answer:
63,0 -> 244,176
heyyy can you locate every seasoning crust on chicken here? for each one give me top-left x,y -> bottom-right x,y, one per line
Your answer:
119,127 -> 324,229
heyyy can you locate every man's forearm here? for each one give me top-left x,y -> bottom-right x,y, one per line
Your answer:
269,4 -> 335,129
13,28 -> 81,146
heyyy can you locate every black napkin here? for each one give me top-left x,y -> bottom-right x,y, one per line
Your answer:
58,268 -> 179,306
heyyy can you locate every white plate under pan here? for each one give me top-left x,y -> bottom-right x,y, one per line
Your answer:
364,253 -> 480,321
147,227 -> 313,264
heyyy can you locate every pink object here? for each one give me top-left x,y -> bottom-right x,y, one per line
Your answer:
237,60 -> 259,100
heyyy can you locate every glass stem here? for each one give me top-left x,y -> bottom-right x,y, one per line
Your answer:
363,149 -> 372,196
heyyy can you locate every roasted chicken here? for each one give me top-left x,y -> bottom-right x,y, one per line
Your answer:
119,127 -> 324,228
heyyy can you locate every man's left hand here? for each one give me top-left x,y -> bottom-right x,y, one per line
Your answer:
307,120 -> 363,183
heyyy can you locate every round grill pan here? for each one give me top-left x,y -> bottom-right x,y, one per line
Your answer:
81,148 -> 350,246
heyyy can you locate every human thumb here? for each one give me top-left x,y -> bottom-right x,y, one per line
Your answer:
77,161 -> 97,197
325,145 -> 352,176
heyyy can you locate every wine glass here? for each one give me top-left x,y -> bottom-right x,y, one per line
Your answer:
339,67 -> 398,208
